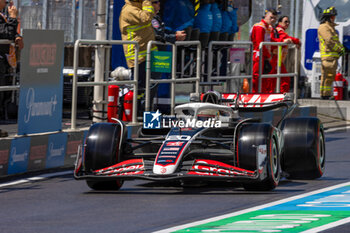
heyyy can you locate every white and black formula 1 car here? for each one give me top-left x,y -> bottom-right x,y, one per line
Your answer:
74,92 -> 325,191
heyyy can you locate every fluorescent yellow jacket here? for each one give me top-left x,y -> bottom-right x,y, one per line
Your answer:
119,0 -> 157,68
318,21 -> 344,60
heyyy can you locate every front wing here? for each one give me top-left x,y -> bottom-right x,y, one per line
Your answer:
74,155 -> 266,182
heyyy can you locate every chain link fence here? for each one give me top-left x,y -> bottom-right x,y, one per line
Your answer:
18,0 -> 114,43
239,0 -> 303,41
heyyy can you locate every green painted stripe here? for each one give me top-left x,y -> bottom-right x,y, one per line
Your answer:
155,182 -> 350,233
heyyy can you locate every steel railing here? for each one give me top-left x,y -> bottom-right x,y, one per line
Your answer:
145,40 -> 201,114
0,40 -> 19,110
208,41 -> 253,92
0,85 -> 19,92
259,42 -> 298,102
71,39 -> 139,130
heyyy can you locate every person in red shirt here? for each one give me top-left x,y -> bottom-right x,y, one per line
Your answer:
250,8 -> 278,93
270,16 -> 301,93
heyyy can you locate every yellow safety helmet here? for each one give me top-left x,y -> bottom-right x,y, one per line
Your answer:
322,6 -> 337,17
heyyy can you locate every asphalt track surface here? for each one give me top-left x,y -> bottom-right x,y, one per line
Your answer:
0,129 -> 350,233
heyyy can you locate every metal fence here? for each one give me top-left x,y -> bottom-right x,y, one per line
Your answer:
240,0 -> 303,41
145,40 -> 201,114
18,0 -> 104,42
71,39 -> 139,129
207,41 -> 253,92
0,40 -> 19,94
259,42 -> 298,102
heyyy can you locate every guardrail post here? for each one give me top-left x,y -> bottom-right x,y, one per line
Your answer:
207,42 -> 213,82
71,39 -> 80,130
294,45 -> 298,103
196,41 -> 201,94
132,44 -> 139,124
276,45 -> 282,93
145,41 -> 152,112
171,44 -> 177,115
258,45 -> 263,93
93,1 -> 107,123
250,43 -> 253,92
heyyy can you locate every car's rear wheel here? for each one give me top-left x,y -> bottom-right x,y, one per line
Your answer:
84,122 -> 125,190
237,123 -> 281,191
280,117 -> 325,179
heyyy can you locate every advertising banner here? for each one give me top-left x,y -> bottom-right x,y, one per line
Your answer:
230,48 -> 246,64
151,51 -> 172,73
0,140 -> 11,176
28,135 -> 48,171
343,24 -> 350,50
46,133 -> 67,168
18,30 -> 64,135
65,131 -> 85,166
304,29 -> 319,71
8,137 -> 31,175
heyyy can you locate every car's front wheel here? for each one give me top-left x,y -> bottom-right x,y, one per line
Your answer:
84,122 -> 125,190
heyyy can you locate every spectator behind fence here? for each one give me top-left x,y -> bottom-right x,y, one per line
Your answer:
0,0 -> 22,137
151,0 -> 186,47
227,0 -> 239,40
219,2 -> 232,41
210,0 -> 222,41
162,0 -> 194,35
269,16 -> 300,93
151,0 -> 186,113
194,0 -> 213,48
250,8 -> 278,93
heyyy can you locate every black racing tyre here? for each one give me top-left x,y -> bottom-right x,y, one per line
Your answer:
237,123 -> 281,191
280,117 -> 325,179
84,122 -> 126,190
86,180 -> 123,191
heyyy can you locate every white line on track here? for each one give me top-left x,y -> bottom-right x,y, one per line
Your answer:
0,170 -> 73,188
154,181 -> 350,233
324,125 -> 350,133
301,216 -> 350,233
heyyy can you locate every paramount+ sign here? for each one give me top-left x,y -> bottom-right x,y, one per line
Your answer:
18,30 -> 64,135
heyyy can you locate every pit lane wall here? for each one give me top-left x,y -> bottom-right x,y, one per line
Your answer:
0,130 -> 88,176
0,106 -> 316,178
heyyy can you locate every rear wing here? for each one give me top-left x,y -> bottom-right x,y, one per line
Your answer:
199,92 -> 293,107
221,93 -> 288,108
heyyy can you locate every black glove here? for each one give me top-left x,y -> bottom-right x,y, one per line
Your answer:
155,35 -> 166,43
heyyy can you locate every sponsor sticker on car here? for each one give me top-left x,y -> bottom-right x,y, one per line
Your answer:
163,147 -> 180,151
